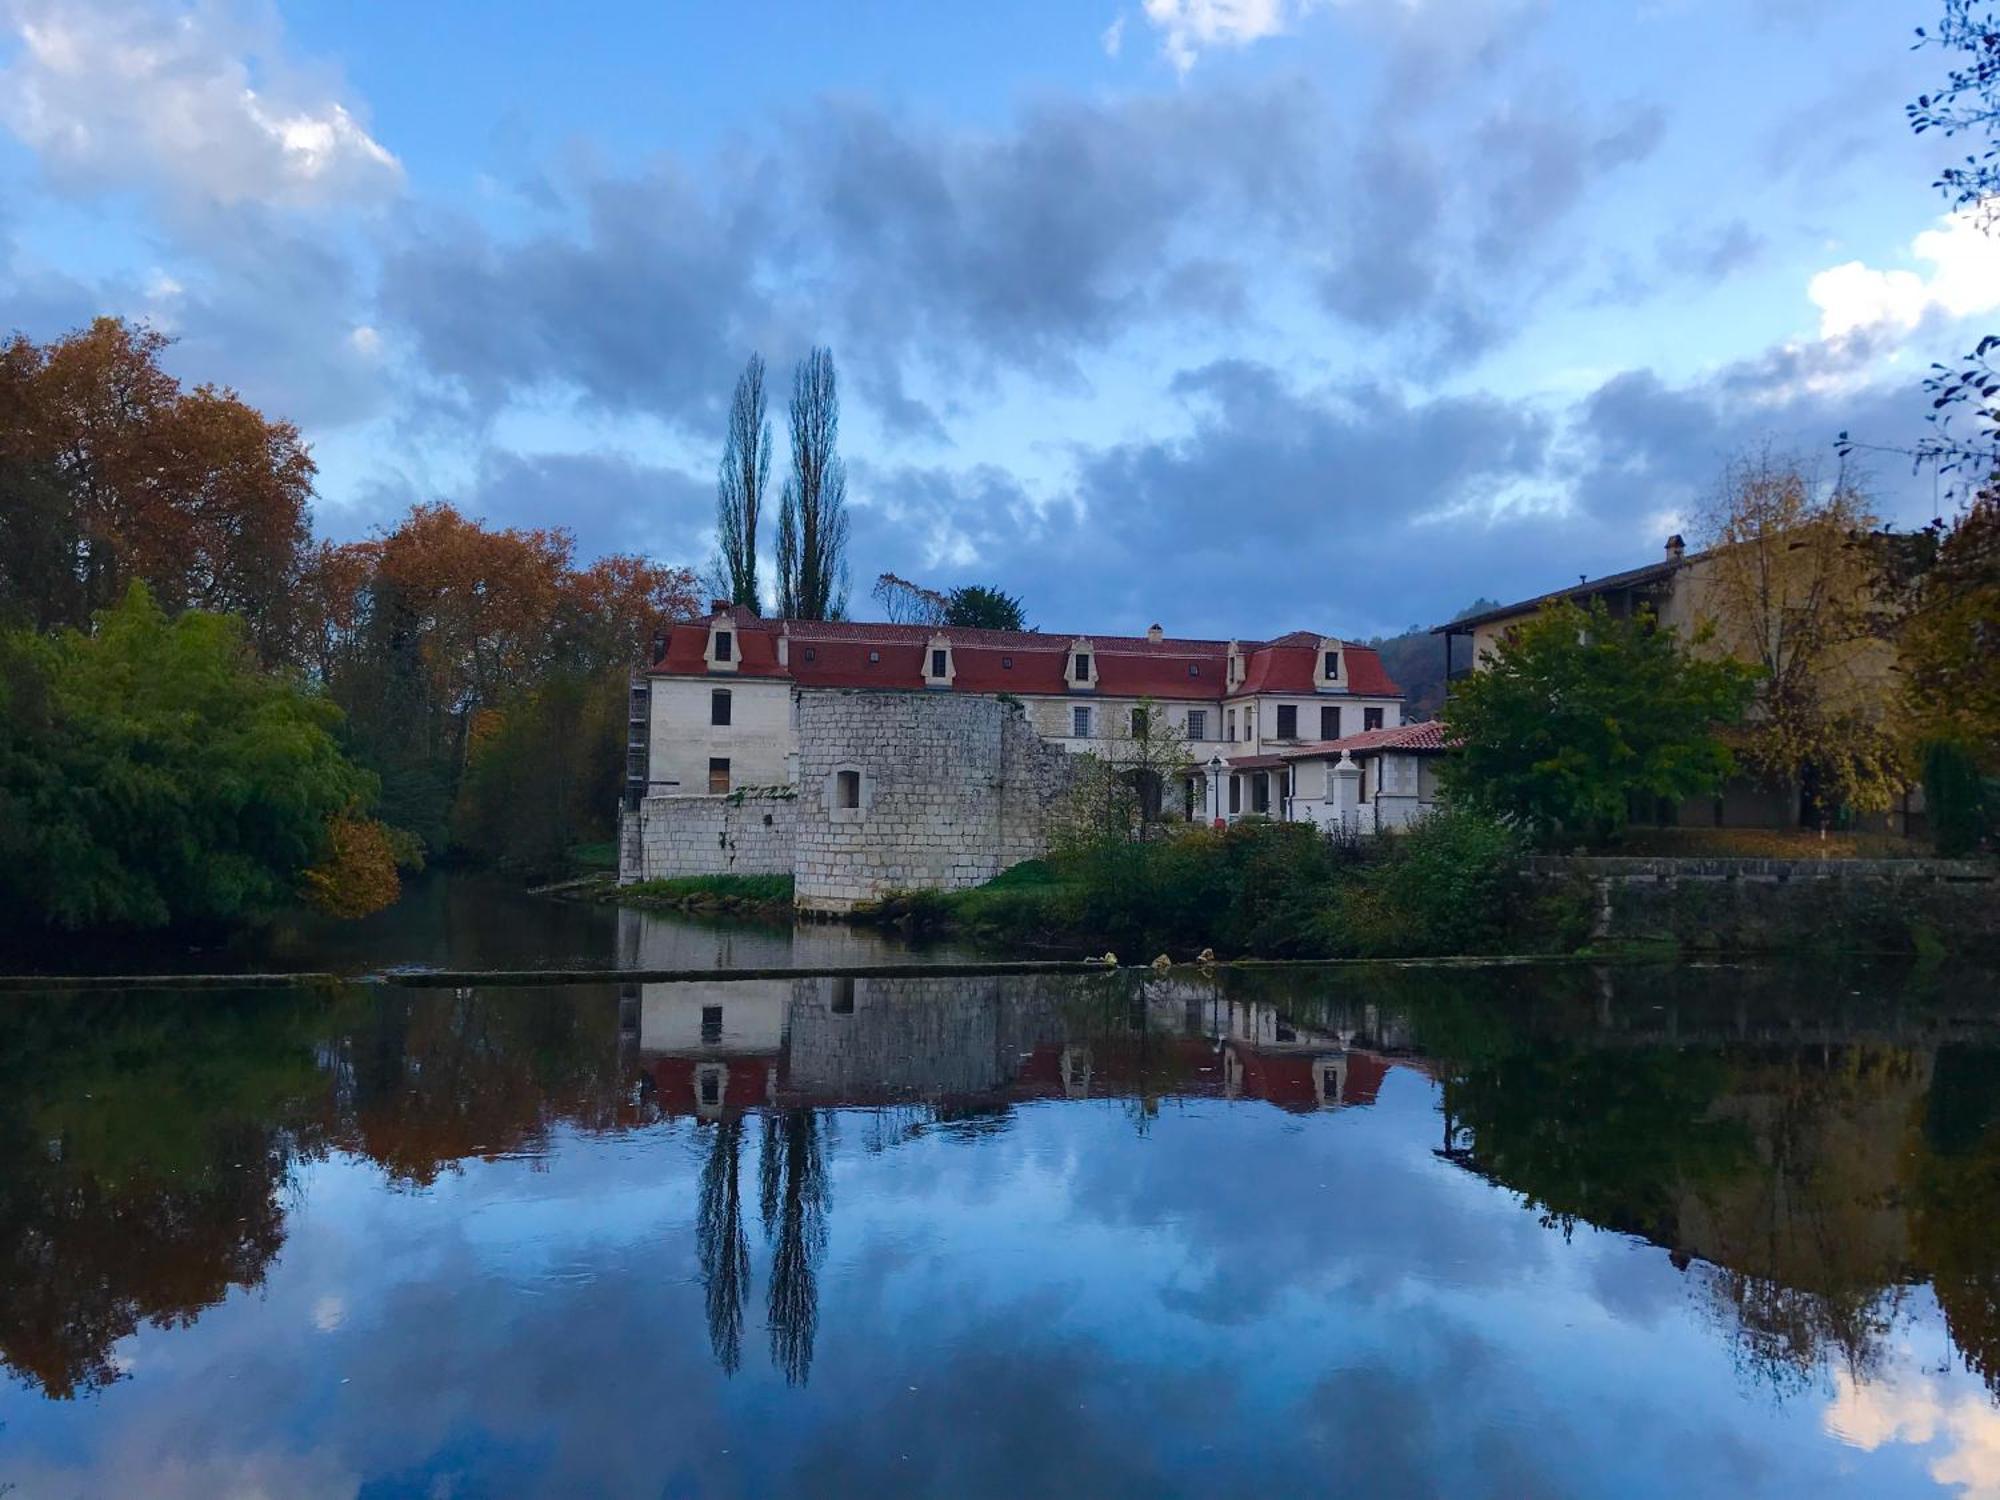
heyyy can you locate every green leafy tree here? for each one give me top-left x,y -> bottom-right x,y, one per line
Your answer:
1442,598 -> 1756,845
944,585 -> 1027,631
0,584 -> 381,933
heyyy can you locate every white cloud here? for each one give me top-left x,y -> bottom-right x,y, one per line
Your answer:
1141,0 -> 1315,72
1826,1365 -> 2000,1499
1103,14 -> 1127,56
1808,204 -> 2000,341
0,0 -> 402,211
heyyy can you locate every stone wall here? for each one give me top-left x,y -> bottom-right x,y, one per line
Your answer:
793,691 -> 1079,913
622,790 -> 797,883
1524,856 -> 1998,955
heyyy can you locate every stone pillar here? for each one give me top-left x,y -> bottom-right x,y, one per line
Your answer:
1330,752 -> 1361,833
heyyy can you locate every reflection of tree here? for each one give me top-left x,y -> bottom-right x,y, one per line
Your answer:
1440,1044 -> 1750,1243
760,1109 -> 829,1386
0,994 -> 323,1398
1911,1045 -> 2000,1396
324,988 -> 645,1185
697,1116 -> 751,1374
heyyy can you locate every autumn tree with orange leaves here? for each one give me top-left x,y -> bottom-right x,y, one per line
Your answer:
0,318 -> 312,663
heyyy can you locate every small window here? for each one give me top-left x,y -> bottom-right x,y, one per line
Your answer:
1130,707 -> 1148,737
1073,653 -> 1091,682
1364,707 -> 1385,731
1228,776 -> 1241,814
1323,650 -> 1339,679
708,757 -> 731,794
836,769 -> 861,809
1002,655 -> 1013,669
931,648 -> 948,678
1186,709 -> 1206,741
1276,705 -> 1297,740
699,1071 -> 721,1106
1242,709 -> 1253,742
1188,663 -> 1200,677
701,1006 -> 723,1046
1226,708 -> 1236,740
868,650 -> 880,664
714,630 -> 733,662
711,689 -> 731,726
1072,706 -> 1091,737
1321,705 -> 1340,740
804,646 -> 816,662
830,977 -> 855,1015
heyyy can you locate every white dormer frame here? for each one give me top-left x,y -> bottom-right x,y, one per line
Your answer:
707,615 -> 740,674
1314,638 -> 1345,691
1226,640 -> 1244,690
1066,637 -> 1099,692
776,624 -> 790,668
923,632 -> 956,688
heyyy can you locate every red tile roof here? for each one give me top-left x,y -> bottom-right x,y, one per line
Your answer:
648,612 -> 1403,702
1279,721 -> 1453,758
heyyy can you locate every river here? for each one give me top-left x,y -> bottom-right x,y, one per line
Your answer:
0,883 -> 1996,1497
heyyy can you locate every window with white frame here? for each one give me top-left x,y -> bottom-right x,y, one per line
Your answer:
1072,705 -> 1091,737
1186,709 -> 1207,741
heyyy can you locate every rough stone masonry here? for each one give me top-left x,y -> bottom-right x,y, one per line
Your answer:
621,689 -> 1079,909
794,690 -> 1079,913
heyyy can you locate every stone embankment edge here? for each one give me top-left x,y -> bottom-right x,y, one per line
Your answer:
0,951 -> 1655,993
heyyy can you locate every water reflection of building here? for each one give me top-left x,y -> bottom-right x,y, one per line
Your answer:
634,975 -> 1412,1117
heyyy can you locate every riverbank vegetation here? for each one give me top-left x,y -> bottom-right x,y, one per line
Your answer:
0,585 -> 398,937
867,813 -> 1593,961
0,318 -> 704,941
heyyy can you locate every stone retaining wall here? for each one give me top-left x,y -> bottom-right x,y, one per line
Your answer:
622,790 -> 797,883
1524,855 -> 1997,953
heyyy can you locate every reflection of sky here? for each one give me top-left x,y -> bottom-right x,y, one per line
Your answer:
2,1071 -> 1990,1499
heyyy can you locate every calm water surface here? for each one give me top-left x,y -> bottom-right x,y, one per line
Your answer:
3,956 -> 1998,1498
9,870 -> 967,976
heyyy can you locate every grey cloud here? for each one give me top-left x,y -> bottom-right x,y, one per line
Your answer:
1656,219 -> 1767,284
852,341 -> 1938,641
379,67 -> 1668,439
343,448 -> 712,564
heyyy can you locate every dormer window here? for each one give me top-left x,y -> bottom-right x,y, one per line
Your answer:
1065,639 -> 1098,691
1002,656 -> 1013,669
923,634 -> 955,687
1188,663 -> 1199,677
714,630 -> 733,662
804,646 -> 816,662
1315,639 -> 1345,690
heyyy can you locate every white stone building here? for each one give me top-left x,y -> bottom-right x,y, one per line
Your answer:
619,604 -> 1414,897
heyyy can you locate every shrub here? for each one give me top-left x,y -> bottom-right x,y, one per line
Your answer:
1924,739 -> 1996,858
1325,810 -> 1524,957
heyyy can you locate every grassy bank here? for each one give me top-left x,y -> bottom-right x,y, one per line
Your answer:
608,873 -> 795,920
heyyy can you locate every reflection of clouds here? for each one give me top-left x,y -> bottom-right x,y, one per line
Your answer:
311,1295 -> 346,1332
1827,1361 -> 2000,1499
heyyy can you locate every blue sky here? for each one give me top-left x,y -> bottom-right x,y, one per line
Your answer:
3,0 -> 1992,637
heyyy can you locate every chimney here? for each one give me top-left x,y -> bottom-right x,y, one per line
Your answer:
709,598 -> 731,616
1147,623 -> 1164,643
776,623 -> 789,667
1665,534 -> 1685,562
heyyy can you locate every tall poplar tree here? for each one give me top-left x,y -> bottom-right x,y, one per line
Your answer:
776,347 -> 850,621
712,354 -> 770,614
